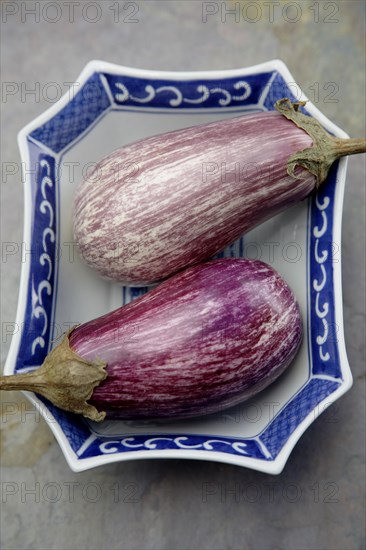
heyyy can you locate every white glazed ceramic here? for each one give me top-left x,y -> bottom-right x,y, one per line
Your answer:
4,59 -> 352,473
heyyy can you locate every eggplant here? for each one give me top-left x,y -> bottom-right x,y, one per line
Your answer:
73,99 -> 366,284
0,259 -> 302,421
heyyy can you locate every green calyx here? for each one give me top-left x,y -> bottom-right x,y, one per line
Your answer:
275,98 -> 366,188
0,333 -> 107,422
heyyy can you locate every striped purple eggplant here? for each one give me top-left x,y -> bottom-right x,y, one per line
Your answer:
0,259 -> 302,421
73,99 -> 366,284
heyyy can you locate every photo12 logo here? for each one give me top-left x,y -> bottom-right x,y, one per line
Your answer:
1,481 -> 141,504
1,1 -> 140,24
201,2 -> 340,24
201,480 -> 340,503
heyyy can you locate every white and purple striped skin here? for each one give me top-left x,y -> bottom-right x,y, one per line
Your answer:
73,111 -> 314,285
69,259 -> 302,420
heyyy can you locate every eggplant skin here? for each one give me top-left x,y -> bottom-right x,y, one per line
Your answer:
69,259 -> 302,420
73,111 -> 314,284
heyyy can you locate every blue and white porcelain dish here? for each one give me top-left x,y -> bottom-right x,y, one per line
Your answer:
5,59 -> 352,474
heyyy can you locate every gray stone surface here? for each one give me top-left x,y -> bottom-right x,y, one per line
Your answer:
1,1 -> 365,549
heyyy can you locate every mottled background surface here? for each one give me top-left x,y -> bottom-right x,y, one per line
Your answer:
1,1 -> 365,549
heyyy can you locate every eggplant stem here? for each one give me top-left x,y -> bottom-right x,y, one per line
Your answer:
0,334 -> 108,422
275,98 -> 366,187
333,138 -> 366,156
0,370 -> 45,391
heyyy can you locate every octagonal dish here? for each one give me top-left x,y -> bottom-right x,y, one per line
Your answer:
4,59 -> 352,473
